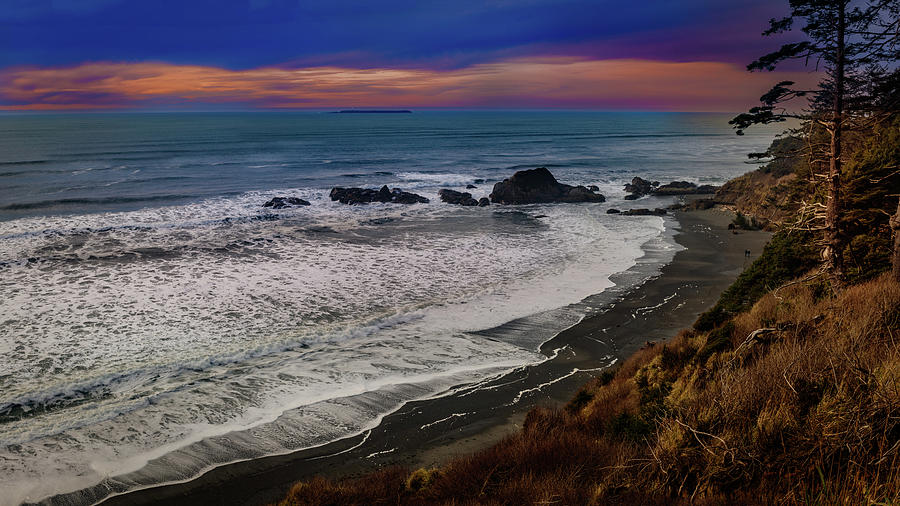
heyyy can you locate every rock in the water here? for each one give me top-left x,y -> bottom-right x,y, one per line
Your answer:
329,186 -> 429,205
473,178 -> 485,184
606,208 -> 621,214
624,177 -> 653,199
263,196 -> 311,209
489,167 -> 605,204
466,184 -> 477,189
478,197 -> 490,207
588,185 -> 600,192
438,189 -> 479,206
621,208 -> 667,216
390,187 -> 430,204
652,181 -> 695,195
653,181 -> 720,196
623,177 -> 718,198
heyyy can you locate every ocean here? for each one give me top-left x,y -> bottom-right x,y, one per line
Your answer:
0,111 -> 778,505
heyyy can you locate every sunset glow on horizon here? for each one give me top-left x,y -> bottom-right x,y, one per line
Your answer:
0,57 -> 818,112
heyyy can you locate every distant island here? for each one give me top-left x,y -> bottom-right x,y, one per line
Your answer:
331,110 -> 412,114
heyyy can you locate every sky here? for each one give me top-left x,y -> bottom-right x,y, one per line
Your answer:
0,0 -> 820,111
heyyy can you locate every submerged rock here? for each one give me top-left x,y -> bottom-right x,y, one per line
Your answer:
466,184 -> 477,189
606,208 -> 621,214
478,197 -> 490,207
262,196 -> 311,209
329,185 -> 429,205
438,189 -> 479,206
489,167 -> 605,204
588,185 -> 600,192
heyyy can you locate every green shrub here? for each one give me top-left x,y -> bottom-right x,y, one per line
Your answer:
698,321 -> 735,360
607,412 -> 652,442
566,389 -> 594,414
406,468 -> 439,492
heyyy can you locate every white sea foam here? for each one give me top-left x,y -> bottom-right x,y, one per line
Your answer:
0,188 -> 673,506
395,171 -> 476,185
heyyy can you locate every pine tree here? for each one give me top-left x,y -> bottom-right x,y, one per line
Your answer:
731,0 -> 900,288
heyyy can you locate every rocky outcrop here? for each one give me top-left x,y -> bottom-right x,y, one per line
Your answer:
439,189 -> 480,206
669,198 -> 717,211
621,208 -> 667,216
624,177 -> 656,200
715,172 -> 800,230
623,178 -> 718,199
330,185 -> 429,205
478,198 -> 490,207
489,167 -> 605,204
653,181 -> 719,196
263,197 -> 311,209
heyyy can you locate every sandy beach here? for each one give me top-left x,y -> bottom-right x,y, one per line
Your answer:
92,206 -> 770,506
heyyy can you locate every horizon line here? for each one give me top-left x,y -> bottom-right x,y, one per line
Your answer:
0,107 -> 747,115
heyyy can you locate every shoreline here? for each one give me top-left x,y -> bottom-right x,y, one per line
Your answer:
90,206 -> 770,506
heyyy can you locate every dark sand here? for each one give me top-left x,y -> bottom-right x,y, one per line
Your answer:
98,208 -> 770,506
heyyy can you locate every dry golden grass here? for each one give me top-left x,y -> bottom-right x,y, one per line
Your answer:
277,275 -> 900,505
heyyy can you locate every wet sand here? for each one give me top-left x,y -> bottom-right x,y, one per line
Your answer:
97,207 -> 770,506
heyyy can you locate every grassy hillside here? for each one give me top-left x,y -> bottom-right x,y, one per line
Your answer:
278,274 -> 900,505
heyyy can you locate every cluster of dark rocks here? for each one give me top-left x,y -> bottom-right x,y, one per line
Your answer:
262,197 -> 311,209
624,177 -> 659,199
263,170 -> 721,216
329,185 -> 429,205
654,181 -> 720,196
488,167 -> 605,205
624,176 -> 719,199
438,189 -> 489,207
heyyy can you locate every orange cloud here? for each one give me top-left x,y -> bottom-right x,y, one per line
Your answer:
0,57 -> 819,111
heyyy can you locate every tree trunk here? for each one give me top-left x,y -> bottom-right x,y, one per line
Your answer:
824,2 -> 846,289
892,199 -> 900,283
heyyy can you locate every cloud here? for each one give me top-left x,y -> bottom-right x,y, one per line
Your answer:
0,57 -> 819,111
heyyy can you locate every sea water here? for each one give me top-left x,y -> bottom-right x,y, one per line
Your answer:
0,111 -> 778,505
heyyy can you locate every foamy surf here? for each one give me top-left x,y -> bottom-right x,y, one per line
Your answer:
0,187 -> 676,506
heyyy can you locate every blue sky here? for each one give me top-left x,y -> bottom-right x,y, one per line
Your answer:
2,0 -> 789,68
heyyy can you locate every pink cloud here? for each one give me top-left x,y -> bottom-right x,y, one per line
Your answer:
0,57 -> 819,111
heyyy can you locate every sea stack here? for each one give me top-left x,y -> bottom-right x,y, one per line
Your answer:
489,167 -> 605,204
